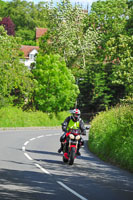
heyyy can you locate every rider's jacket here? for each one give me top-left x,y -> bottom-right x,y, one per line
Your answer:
62,116 -> 86,135
67,119 -> 80,131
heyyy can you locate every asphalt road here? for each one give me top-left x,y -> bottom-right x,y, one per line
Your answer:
0,128 -> 133,200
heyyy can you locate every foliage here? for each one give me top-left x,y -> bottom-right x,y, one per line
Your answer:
105,34 -> 133,97
38,0 -> 100,113
82,0 -> 133,112
0,26 -> 34,108
0,0 -> 7,18
40,0 -> 99,70
33,53 -> 79,112
126,0 -> 133,35
89,103 -> 133,172
15,28 -> 35,42
3,0 -> 48,30
1,0 -> 49,44
0,0 -> 132,114
0,16 -> 15,36
0,106 -> 69,127
90,0 -> 129,38
92,71 -> 113,110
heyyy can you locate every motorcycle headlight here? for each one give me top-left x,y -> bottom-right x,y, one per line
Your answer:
76,135 -> 80,140
69,134 -> 74,139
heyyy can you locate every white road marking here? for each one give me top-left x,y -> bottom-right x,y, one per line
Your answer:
46,134 -> 52,137
24,141 -> 29,146
22,146 -> 25,151
24,153 -> 33,160
22,132 -> 88,199
35,163 -> 50,175
57,181 -> 88,200
37,135 -> 44,138
30,138 -> 36,141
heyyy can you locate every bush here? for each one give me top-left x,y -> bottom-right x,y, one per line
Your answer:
33,54 -> 79,112
0,106 -> 69,128
89,104 -> 133,172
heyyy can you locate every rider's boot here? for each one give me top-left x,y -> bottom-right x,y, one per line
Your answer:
58,143 -> 63,153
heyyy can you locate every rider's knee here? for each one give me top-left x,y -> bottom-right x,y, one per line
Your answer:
60,133 -> 66,142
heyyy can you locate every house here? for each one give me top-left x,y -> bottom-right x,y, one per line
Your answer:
20,45 -> 39,68
20,28 -> 48,68
36,27 -> 48,42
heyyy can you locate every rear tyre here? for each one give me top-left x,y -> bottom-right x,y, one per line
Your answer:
69,147 -> 75,165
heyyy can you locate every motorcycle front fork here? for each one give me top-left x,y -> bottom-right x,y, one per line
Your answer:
68,141 -> 78,153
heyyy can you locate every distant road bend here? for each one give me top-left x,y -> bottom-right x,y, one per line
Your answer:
0,128 -> 133,200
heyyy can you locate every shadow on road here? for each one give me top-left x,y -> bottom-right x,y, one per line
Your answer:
26,149 -> 61,157
1,139 -> 133,200
26,139 -> 133,196
0,168 -> 60,200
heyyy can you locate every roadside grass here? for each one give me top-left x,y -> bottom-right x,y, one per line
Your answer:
88,104 -> 133,172
0,106 -> 69,128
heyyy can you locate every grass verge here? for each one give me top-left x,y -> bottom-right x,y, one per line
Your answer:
0,106 -> 69,128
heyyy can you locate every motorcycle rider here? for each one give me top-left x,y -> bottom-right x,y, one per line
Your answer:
58,108 -> 86,156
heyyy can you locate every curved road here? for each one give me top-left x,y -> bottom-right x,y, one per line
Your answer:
0,128 -> 133,200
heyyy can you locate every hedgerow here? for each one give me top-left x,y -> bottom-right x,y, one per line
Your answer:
89,103 -> 133,172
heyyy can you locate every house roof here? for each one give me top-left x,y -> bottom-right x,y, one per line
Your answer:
83,9 -> 88,14
36,28 -> 48,40
20,45 -> 39,58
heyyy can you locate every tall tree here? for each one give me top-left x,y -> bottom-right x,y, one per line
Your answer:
0,26 -> 34,108
83,0 -> 133,112
126,0 -> 133,35
0,16 -> 15,36
1,0 -> 49,44
40,0 -> 99,71
39,0 -> 100,114
105,34 -> 133,97
0,0 -> 7,18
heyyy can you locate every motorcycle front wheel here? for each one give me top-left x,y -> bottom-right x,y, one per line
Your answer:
63,156 -> 68,163
68,147 -> 76,165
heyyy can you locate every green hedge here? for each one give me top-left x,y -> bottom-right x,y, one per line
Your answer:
89,104 -> 133,172
0,106 -> 69,128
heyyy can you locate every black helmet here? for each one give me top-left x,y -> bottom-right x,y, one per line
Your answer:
72,109 -> 81,121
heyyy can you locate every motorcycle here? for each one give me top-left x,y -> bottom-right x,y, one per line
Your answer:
62,129 -> 84,165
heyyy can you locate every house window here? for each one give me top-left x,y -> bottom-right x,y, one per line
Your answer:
29,54 -> 34,60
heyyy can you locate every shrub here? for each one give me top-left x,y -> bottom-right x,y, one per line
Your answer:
89,104 -> 133,172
